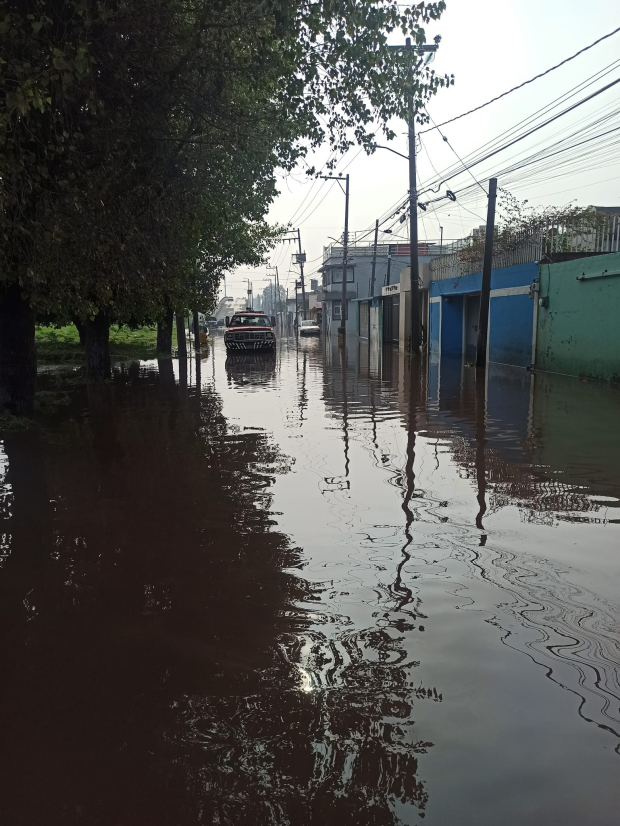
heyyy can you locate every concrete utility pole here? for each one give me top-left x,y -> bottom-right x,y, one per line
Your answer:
294,280 -> 299,332
388,36 -> 440,352
321,173 -> 350,340
406,37 -> 421,353
246,279 -> 252,310
476,177 -> 498,368
369,219 -> 379,298
273,266 -> 284,330
297,228 -> 307,320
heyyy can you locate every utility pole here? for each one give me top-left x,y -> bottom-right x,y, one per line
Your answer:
388,35 -> 440,352
440,226 -> 444,256
294,280 -> 301,333
406,36 -> 421,353
369,219 -> 379,298
297,228 -> 307,320
321,173 -> 350,340
342,174 -> 350,338
246,279 -> 252,310
476,177 -> 498,368
386,254 -> 392,286
275,266 -> 284,330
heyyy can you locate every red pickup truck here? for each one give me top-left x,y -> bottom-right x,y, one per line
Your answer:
224,311 -> 277,351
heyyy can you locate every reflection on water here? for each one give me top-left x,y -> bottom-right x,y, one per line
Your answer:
0,337 -> 619,824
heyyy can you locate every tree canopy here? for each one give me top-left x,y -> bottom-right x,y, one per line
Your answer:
1,0 -> 451,391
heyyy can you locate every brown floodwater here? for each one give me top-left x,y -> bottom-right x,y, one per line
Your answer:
1,336 -> 619,825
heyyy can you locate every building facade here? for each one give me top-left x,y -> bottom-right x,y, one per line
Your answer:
321,240 -> 438,339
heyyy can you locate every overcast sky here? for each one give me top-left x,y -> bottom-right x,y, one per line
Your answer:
226,0 -> 620,299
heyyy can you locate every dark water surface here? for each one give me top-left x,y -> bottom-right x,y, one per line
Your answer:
1,337 -> 619,825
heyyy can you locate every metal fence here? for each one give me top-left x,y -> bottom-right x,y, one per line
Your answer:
429,214 -> 620,281
322,237 -> 458,263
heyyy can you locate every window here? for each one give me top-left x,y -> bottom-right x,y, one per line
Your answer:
332,301 -> 341,320
332,267 -> 354,283
229,315 -> 271,327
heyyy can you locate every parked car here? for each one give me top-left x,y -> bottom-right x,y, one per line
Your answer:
224,311 -> 276,351
299,319 -> 321,336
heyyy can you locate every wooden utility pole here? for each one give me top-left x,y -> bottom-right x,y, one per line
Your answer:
369,219 -> 379,298
476,177 -> 498,368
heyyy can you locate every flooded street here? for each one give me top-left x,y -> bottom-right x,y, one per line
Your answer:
1,335 -> 620,825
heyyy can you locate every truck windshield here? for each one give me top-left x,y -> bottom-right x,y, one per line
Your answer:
230,315 -> 271,327
301,321 -> 315,327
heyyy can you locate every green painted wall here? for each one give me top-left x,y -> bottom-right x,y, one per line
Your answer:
536,252 -> 620,383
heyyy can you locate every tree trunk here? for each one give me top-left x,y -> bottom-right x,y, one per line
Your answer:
193,310 -> 200,351
0,282 -> 36,415
73,319 -> 86,347
156,308 -> 174,355
84,312 -> 111,381
176,312 -> 187,358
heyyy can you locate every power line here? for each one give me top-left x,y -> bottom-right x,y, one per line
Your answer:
420,25 -> 620,134
418,76 -> 620,196
416,58 -> 620,197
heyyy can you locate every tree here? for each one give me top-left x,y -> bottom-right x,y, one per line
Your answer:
1,1 -> 452,399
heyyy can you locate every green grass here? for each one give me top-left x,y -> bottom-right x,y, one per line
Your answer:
36,324 -> 159,362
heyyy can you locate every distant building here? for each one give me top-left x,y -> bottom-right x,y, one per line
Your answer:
320,238 -> 439,340
214,296 -> 247,324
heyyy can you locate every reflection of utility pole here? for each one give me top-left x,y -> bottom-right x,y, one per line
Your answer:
341,346 -> 350,482
298,351 -> 308,427
322,173 -> 350,340
392,355 -> 419,616
474,369 -> 487,531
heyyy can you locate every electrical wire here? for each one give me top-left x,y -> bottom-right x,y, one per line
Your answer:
419,25 -> 620,134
